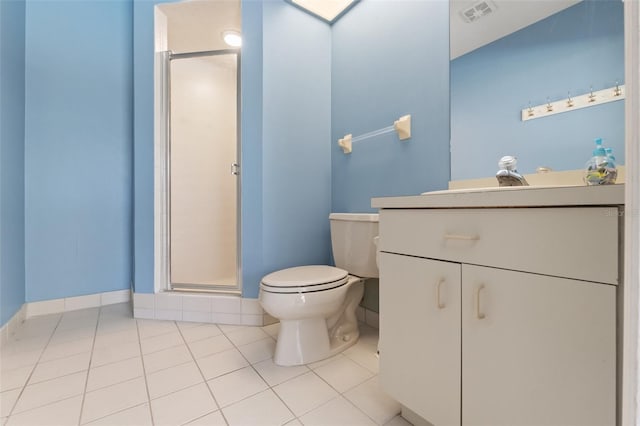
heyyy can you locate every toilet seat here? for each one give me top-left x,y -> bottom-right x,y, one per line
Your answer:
260,265 -> 348,294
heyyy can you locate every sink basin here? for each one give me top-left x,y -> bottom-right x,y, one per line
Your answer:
421,185 -> 578,195
427,168 -> 618,195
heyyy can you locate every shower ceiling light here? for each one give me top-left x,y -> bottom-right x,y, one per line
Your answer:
222,30 -> 242,47
290,0 -> 358,23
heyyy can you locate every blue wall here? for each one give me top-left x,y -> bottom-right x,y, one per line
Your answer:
259,1 -> 332,291
451,0 -> 624,180
5,0 -> 448,307
24,0 -> 133,302
0,0 -> 26,325
132,0 -> 332,298
331,0 -> 451,213
240,0 -> 264,298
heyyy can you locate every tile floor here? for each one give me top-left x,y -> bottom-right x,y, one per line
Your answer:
0,303 -> 410,426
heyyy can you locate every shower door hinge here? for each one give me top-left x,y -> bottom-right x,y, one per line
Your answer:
231,163 -> 240,176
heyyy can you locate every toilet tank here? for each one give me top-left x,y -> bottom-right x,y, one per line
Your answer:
329,213 -> 379,278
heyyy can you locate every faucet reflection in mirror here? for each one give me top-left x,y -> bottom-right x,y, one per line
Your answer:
496,155 -> 529,186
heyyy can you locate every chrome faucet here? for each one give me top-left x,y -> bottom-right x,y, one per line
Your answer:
496,156 -> 529,187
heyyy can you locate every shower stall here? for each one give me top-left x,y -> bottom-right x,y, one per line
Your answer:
156,49 -> 241,293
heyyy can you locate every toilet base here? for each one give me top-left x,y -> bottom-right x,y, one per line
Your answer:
272,278 -> 364,367
274,318 -> 360,366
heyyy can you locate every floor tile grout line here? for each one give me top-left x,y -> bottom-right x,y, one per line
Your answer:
341,390 -> 386,426
269,388 -> 298,426
77,353 -> 146,393
175,321 -> 229,425
137,320 -> 182,342
4,313 -> 64,420
72,320 -> 149,393
90,352 -> 141,371
182,321 -> 292,421
299,389 -> 383,426
5,394 -> 86,422
93,324 -> 139,340
234,324 -> 353,423
144,357 -> 193,377
288,369 -> 379,424
141,341 -> 188,357
272,339 -> 381,423
145,320 -> 268,417
4,313 -> 386,426
192,361 -> 247,382
135,317 -> 156,426
216,323 -> 299,423
79,401 -> 149,426
307,353 -> 389,425
70,375 -> 147,425
14,352 -> 92,387
308,360 -> 365,395
135,323 -> 201,356
67,305 -> 139,376
278,369 -> 339,420
341,344 -> 381,374
76,307 -> 104,425
183,410 -> 221,425
29,346 -> 94,366
140,326 -> 240,377
267,375 -> 304,422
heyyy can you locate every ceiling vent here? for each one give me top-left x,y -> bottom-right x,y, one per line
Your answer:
460,0 -> 497,23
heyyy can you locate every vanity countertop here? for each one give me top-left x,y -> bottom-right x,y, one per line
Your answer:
371,184 -> 624,209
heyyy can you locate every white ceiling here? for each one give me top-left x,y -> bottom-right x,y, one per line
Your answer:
157,0 -> 578,59
291,0 -> 357,22
450,0 -> 581,59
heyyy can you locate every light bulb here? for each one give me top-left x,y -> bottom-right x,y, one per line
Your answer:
222,30 -> 242,47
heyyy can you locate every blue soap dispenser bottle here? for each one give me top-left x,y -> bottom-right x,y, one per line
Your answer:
584,138 -> 617,185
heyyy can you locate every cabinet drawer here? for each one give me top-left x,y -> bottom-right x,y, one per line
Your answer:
379,207 -> 619,284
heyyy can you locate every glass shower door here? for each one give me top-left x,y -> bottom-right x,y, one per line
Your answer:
169,52 -> 239,291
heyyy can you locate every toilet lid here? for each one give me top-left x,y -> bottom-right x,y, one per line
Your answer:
261,265 -> 348,294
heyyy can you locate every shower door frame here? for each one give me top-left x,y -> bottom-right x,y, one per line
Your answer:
154,49 -> 242,295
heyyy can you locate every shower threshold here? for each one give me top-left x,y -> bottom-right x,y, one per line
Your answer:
171,284 -> 241,295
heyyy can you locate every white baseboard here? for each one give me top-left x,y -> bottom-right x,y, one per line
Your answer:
25,289 -> 131,318
0,289 -> 131,346
133,291 -> 265,326
132,292 -> 381,329
356,306 -> 380,329
0,304 -> 27,347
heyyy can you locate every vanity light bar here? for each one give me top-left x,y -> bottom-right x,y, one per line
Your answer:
521,83 -> 625,121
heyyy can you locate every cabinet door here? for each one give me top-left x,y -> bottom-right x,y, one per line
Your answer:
379,252 -> 461,426
462,265 -> 616,426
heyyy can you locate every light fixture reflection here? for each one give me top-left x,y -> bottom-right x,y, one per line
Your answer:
291,0 -> 357,23
222,30 -> 242,47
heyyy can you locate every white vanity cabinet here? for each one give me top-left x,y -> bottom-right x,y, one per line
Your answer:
380,253 -> 461,426
377,204 -> 619,426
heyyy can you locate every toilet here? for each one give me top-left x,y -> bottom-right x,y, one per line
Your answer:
259,213 -> 379,366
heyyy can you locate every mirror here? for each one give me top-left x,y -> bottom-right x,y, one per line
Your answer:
449,0 -> 625,180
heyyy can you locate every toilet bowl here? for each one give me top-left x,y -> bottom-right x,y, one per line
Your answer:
259,213 -> 378,366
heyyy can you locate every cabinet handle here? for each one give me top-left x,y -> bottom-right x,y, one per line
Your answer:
443,233 -> 480,241
476,284 -> 486,320
436,279 -> 446,309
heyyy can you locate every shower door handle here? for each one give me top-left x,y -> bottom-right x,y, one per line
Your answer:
231,163 -> 239,176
